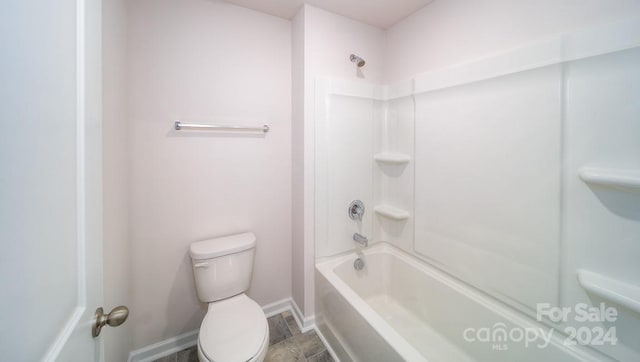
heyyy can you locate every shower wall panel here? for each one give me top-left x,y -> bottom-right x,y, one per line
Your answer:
315,91 -> 377,257
413,65 -> 563,313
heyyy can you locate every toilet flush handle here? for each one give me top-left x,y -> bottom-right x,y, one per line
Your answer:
194,261 -> 208,269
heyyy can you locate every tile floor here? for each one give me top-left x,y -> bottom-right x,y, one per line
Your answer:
153,311 -> 334,362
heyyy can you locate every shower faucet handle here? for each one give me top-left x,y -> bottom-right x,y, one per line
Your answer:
348,200 -> 365,221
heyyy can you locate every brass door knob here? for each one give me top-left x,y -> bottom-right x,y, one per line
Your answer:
92,305 -> 129,337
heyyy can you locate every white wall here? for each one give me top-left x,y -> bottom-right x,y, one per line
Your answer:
127,0 -> 292,349
102,0 -> 132,360
384,0 -> 640,82
292,5 -> 386,317
305,6 -> 385,85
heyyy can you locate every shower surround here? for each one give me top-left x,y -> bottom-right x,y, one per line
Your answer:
314,18 -> 640,361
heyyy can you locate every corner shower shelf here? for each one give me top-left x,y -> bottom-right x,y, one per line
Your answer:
577,270 -> 640,315
374,205 -> 410,220
374,153 -> 411,165
579,167 -> 640,194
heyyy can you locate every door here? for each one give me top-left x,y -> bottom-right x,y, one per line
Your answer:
0,0 -> 104,361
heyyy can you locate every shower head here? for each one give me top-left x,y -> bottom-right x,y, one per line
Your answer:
350,54 -> 366,68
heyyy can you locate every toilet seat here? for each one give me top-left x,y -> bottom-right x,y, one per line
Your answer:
198,294 -> 269,362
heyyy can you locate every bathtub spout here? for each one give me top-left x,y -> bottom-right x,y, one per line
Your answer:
353,233 -> 368,247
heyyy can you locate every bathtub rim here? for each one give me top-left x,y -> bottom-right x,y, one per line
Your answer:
315,242 -> 606,362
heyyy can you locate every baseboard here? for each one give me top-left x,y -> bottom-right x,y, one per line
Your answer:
291,298 -> 316,333
128,298 -> 317,362
127,329 -> 199,362
262,297 -> 294,318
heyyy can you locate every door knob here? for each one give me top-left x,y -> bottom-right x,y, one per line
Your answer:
92,305 -> 129,337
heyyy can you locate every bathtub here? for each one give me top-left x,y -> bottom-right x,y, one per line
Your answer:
315,243 -> 605,362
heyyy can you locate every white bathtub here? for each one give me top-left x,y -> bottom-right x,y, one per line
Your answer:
315,243 -> 606,362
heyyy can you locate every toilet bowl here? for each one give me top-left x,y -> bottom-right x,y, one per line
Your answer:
190,232 -> 269,362
197,294 -> 269,362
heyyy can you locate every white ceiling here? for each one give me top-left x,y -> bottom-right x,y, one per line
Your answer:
222,0 -> 434,29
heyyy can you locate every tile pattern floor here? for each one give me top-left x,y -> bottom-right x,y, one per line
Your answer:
153,311 -> 334,362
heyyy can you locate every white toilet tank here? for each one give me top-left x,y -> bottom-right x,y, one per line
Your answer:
189,232 -> 256,302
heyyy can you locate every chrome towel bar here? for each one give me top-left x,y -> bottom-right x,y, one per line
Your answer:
174,121 -> 269,133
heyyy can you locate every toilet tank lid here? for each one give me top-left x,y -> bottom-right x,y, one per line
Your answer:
190,232 -> 256,260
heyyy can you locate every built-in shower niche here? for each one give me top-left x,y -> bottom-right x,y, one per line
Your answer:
373,92 -> 415,252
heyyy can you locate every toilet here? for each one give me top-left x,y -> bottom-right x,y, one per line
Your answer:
189,232 -> 269,362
